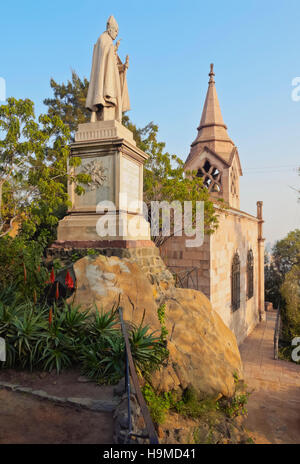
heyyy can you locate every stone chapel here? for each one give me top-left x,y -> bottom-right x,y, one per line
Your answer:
162,64 -> 265,344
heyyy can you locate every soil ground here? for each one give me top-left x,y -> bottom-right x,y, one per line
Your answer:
0,368 -> 115,443
240,311 -> 300,444
0,389 -> 113,444
0,367 -> 115,401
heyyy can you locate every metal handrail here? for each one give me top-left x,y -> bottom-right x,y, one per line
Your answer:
118,307 -> 159,444
274,303 -> 281,360
169,266 -> 200,289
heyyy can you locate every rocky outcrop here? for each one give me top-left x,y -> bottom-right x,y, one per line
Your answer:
71,254 -> 167,331
152,287 -> 243,398
71,254 -> 243,398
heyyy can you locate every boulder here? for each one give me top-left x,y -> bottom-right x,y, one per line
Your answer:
71,255 -> 243,398
152,287 -> 243,397
71,254 -> 162,331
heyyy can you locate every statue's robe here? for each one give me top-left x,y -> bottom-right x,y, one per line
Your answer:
86,31 -> 130,121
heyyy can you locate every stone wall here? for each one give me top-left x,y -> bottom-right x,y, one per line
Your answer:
162,206 -> 264,345
47,244 -> 174,289
209,208 -> 261,344
161,234 -> 211,299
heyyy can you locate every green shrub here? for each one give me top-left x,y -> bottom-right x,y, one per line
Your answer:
80,336 -> 125,384
39,337 -> 73,374
0,284 -> 19,306
279,344 -> 300,364
218,392 -> 249,418
129,323 -> 165,377
217,374 -> 250,418
174,387 -> 218,418
0,236 -> 48,302
142,384 -> 173,424
87,306 -> 119,342
157,303 -> 168,342
57,301 -> 90,341
141,385 -> 218,425
280,264 -> 300,344
37,303 -> 87,373
0,299 -> 24,367
12,305 -> 47,370
0,301 -> 47,369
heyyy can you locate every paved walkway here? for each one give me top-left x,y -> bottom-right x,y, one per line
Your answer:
240,311 -> 300,444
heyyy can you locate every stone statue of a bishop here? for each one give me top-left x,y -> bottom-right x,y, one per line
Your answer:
86,16 -> 130,122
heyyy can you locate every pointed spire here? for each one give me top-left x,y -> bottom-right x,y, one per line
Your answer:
198,63 -> 227,132
186,64 -> 235,166
208,63 -> 215,83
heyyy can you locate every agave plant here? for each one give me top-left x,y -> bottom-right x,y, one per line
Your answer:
40,345 -> 73,374
11,304 -> 47,369
98,335 -> 125,383
37,303 -> 81,372
38,328 -> 74,374
56,302 -> 90,341
79,343 -> 107,383
0,301 -> 22,337
129,323 -> 165,376
0,283 -> 19,306
87,306 -> 119,343
80,334 -> 125,384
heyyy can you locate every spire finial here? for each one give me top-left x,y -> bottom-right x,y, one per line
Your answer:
209,63 -> 215,83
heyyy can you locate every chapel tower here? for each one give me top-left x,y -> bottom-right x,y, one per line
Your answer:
185,64 -> 242,209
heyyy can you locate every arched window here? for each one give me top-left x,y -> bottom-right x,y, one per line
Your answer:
231,168 -> 237,197
231,252 -> 240,311
247,249 -> 254,299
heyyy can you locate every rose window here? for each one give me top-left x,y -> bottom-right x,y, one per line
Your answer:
197,160 -> 222,193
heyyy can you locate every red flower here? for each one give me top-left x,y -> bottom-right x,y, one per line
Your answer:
50,268 -> 55,284
55,282 -> 59,301
46,268 -> 55,285
65,271 -> 74,289
33,290 -> 37,304
23,263 -> 27,284
49,307 -> 53,326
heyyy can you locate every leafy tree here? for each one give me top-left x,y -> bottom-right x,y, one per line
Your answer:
280,264 -> 300,342
264,253 -> 282,306
122,117 -> 219,246
44,72 -> 219,246
265,229 -> 300,307
0,97 -> 89,243
0,235 -> 48,301
273,229 -> 300,278
44,70 -> 90,139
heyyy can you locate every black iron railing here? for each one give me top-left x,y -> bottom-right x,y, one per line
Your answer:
169,266 -> 200,289
118,307 -> 159,444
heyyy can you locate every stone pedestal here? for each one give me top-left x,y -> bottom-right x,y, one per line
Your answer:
56,120 -> 151,244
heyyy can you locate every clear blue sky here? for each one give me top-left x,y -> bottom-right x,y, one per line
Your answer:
1,0 -> 299,245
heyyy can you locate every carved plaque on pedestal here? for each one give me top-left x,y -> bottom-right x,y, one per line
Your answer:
120,156 -> 140,213
73,155 -> 115,211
